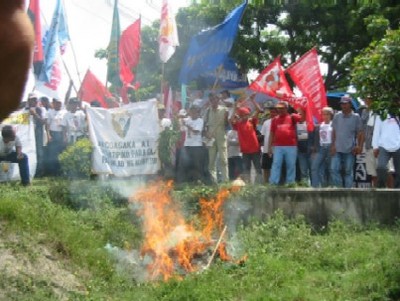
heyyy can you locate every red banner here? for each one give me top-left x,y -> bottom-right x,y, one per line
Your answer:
249,56 -> 294,99
78,70 -> 113,108
286,48 -> 327,124
119,18 -> 141,85
28,0 -> 43,76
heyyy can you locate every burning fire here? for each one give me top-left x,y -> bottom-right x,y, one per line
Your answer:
129,181 -> 238,281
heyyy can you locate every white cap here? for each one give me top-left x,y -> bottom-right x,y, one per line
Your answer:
178,109 -> 187,116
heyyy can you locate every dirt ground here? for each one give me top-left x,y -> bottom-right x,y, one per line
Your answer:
0,222 -> 86,300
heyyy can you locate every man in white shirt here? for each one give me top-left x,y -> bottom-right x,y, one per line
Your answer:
177,105 -> 207,183
62,98 -> 87,145
260,107 -> 277,183
0,125 -> 30,185
372,113 -> 400,188
47,99 -> 67,176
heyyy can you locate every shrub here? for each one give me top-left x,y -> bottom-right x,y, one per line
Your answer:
59,138 -> 93,179
48,180 -> 128,210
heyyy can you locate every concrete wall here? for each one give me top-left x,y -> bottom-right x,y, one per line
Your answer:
226,189 -> 400,227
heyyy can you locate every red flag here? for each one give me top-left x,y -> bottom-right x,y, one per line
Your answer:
28,0 -> 43,76
28,0 -> 43,62
119,18 -> 141,85
249,56 -> 294,99
282,96 -> 314,132
286,48 -> 327,124
78,70 -> 113,108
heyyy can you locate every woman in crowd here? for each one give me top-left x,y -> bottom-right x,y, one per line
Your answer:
311,106 -> 334,187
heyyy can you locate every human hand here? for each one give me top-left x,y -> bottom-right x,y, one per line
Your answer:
353,145 -> 361,155
330,145 -> 336,156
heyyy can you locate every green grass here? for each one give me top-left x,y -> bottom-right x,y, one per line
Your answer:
0,179 -> 399,300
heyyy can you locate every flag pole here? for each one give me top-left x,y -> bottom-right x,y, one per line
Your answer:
161,62 -> 165,104
61,57 -> 78,95
212,65 -> 223,91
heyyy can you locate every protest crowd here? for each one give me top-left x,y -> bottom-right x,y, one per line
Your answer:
1,89 -> 399,189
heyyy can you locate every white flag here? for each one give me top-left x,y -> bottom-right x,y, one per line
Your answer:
159,0 -> 179,63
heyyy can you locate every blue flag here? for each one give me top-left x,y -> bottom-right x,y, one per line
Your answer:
200,57 -> 248,89
179,1 -> 247,85
39,0 -> 70,83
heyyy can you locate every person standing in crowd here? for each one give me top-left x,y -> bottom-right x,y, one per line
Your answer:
177,105 -> 206,184
260,106 -> 277,183
226,128 -> 242,180
39,96 -> 51,111
330,95 -> 364,188
360,95 -> 378,187
0,125 -> 30,186
311,107 -> 334,187
203,93 -> 229,183
62,98 -> 87,145
296,107 -> 314,185
268,101 -> 302,185
230,94 -> 263,184
47,99 -> 67,176
372,110 -> 400,188
220,90 -> 235,120
27,93 -> 48,177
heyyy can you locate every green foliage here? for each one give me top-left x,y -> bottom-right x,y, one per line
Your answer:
59,138 -> 93,179
351,29 -> 400,118
48,180 -> 128,210
158,120 -> 181,167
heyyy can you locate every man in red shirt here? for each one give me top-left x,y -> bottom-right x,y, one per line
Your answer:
267,101 -> 301,185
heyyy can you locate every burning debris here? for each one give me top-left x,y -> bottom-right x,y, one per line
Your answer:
106,181 -> 245,282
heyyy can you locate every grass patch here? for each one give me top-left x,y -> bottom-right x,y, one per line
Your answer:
0,179 -> 399,300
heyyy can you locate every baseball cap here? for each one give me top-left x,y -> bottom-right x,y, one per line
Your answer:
237,107 -> 251,116
275,101 -> 288,108
178,109 -> 187,117
340,95 -> 352,104
28,92 -> 38,99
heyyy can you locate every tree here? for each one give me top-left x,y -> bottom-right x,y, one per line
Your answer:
94,2 -> 400,99
351,29 -> 400,118
193,1 -> 400,90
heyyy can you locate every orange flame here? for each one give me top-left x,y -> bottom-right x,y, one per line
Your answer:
129,181 -> 239,281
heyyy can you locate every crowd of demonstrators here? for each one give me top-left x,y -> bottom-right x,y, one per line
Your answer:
1,94 -> 90,181
3,84 -> 398,189
173,91 -> 400,189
